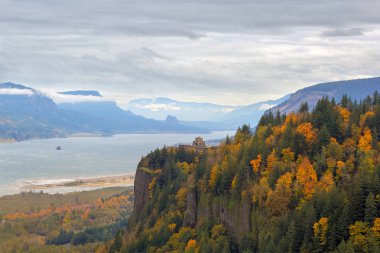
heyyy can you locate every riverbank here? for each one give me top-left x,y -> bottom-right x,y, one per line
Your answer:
19,174 -> 135,195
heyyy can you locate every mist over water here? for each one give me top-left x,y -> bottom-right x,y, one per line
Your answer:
0,132 -> 233,196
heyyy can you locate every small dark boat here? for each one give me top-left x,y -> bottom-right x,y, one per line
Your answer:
56,146 -> 62,150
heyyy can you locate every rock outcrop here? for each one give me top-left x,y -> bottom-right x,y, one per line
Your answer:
131,167 -> 152,224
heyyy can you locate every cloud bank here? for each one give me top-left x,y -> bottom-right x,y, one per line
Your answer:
0,0 -> 379,106
0,88 -> 34,96
40,89 -> 109,104
139,104 -> 181,112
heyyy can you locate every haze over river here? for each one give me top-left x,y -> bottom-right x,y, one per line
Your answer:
0,132 -> 233,196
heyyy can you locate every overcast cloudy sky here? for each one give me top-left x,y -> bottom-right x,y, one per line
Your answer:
1,0 -> 380,106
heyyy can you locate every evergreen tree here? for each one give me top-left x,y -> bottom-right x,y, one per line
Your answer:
265,239 -> 276,253
371,128 -> 379,150
336,240 -> 355,253
313,97 -> 339,137
373,91 -> 379,105
241,124 -> 252,136
286,221 -> 296,253
109,230 -> 123,253
316,124 -> 331,153
225,135 -> 231,145
299,101 -> 309,113
280,123 -> 295,151
341,94 -> 349,108
350,185 -> 366,222
337,202 -> 351,243
364,193 -> 377,225
302,203 -> 316,251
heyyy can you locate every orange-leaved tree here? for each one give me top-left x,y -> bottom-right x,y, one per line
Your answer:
296,157 -> 317,199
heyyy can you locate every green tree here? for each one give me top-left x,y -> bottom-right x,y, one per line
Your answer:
299,101 -> 309,113
318,123 -> 331,143
109,230 -> 122,253
364,193 -> 377,225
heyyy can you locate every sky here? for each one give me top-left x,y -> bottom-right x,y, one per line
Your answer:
0,0 -> 380,107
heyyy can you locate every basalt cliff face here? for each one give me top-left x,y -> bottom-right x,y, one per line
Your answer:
131,167 -> 152,223
129,147 -> 252,245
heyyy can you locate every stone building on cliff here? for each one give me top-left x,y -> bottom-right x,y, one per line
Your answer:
178,136 -> 207,152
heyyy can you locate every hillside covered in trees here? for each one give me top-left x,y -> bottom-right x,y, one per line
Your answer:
119,93 -> 380,253
0,187 -> 133,253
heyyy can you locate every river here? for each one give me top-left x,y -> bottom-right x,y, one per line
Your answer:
0,131 -> 233,196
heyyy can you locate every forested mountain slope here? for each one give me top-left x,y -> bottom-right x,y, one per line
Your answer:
118,93 -> 380,253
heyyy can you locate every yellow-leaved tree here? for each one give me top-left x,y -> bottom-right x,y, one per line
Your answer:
266,150 -> 277,172
314,217 -> 329,246
231,175 -> 238,190
250,154 -> 262,173
209,164 -> 220,189
372,218 -> 380,240
318,171 -> 335,192
349,221 -> 371,252
296,157 -> 317,199
266,172 -> 292,216
282,148 -> 295,164
296,122 -> 317,145
148,178 -> 157,198
252,177 -> 271,208
175,187 -> 187,212
185,239 -> 196,252
358,128 -> 372,152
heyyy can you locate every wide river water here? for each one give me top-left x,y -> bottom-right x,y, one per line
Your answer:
0,131 -> 233,196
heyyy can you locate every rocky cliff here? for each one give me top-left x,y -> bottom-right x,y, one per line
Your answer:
129,146 -> 253,245
131,167 -> 152,224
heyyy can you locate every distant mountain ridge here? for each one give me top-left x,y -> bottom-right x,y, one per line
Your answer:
1,77 -> 379,141
0,83 -> 105,140
128,97 -> 239,122
222,95 -> 290,128
127,96 -> 288,129
271,77 -> 380,114
128,78 -> 380,130
0,82 -> 34,90
0,83 -> 208,141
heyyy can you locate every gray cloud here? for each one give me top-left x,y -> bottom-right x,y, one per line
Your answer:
320,28 -> 365,37
0,0 -> 380,106
2,0 -> 380,36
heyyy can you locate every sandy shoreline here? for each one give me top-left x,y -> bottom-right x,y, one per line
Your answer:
19,174 -> 135,193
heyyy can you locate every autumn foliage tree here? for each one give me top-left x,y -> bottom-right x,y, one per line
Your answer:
296,157 -> 318,199
358,128 -> 373,152
250,154 -> 261,173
